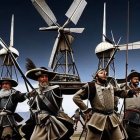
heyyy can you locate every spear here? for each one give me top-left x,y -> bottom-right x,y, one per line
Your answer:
123,0 -> 130,125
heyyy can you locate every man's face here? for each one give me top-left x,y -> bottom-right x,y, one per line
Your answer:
38,74 -> 49,87
130,76 -> 139,86
97,70 -> 107,80
1,81 -> 11,90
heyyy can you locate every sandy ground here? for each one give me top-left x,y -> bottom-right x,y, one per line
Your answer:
71,131 -> 86,140
71,120 -> 86,140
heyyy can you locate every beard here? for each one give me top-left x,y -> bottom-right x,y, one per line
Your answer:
97,77 -> 107,85
39,82 -> 48,88
133,82 -> 139,87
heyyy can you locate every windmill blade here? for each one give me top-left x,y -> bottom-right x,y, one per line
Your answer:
10,14 -> 14,48
0,38 -> 19,56
103,34 -> 114,44
102,2 -> 106,42
63,28 -> 84,33
65,0 -> 87,25
111,30 -> 116,45
0,38 -> 9,51
39,26 -> 59,31
119,41 -> 140,50
31,0 -> 58,26
48,33 -> 61,68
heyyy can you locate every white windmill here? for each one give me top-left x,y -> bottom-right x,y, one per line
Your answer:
31,0 -> 87,81
95,2 -> 140,77
31,0 -> 87,94
0,14 -> 19,79
95,3 -> 117,76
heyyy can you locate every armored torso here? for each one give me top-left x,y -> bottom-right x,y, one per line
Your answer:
125,86 -> 140,124
92,83 -> 114,112
0,89 -> 17,113
33,85 -> 63,115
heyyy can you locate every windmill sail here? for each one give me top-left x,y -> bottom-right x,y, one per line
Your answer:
10,14 -> 14,48
102,2 -> 106,42
119,41 -> 140,50
31,0 -> 57,26
65,0 -> 87,25
63,28 -> 84,33
48,33 -> 61,68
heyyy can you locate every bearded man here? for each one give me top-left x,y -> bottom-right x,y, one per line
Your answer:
73,69 -> 128,140
0,78 -> 26,140
124,70 -> 140,140
22,58 -> 70,140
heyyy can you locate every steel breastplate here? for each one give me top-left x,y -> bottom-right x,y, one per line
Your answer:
0,97 -> 16,112
93,83 -> 114,111
37,87 -> 63,114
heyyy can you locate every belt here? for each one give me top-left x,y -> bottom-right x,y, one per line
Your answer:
93,109 -> 113,115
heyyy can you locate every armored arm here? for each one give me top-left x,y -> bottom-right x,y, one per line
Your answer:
113,82 -> 128,98
13,90 -> 26,102
73,83 -> 89,111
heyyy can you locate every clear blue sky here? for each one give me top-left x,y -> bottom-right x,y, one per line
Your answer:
0,0 -> 140,115
0,0 -> 140,82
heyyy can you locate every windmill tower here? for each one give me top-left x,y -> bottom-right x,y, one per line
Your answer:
31,0 -> 87,81
0,15 -> 19,80
95,3 -> 116,76
31,0 -> 87,94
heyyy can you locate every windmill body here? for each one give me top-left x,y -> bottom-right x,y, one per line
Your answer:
95,2 -> 140,82
95,3 -> 116,76
0,15 -> 20,79
31,0 -> 87,94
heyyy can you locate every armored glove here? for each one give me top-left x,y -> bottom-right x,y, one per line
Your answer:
127,90 -> 136,98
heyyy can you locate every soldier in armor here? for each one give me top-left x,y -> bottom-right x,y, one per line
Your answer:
25,63 -> 68,140
124,70 -> 140,140
71,108 -> 84,131
73,68 -> 128,140
0,78 -> 26,140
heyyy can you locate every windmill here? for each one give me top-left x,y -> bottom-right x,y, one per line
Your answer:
31,0 -> 87,94
95,3 -> 118,77
95,2 -> 140,78
0,15 -> 34,91
0,15 -> 19,80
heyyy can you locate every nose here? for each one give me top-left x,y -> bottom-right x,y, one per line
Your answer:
103,71 -> 107,75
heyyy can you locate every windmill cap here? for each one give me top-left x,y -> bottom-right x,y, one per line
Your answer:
25,67 -> 57,81
127,70 -> 140,82
0,77 -> 18,87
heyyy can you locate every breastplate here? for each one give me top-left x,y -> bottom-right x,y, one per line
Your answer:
92,83 -> 114,111
36,87 -> 63,115
0,97 -> 16,112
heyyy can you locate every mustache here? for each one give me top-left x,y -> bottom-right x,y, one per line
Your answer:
39,82 -> 48,88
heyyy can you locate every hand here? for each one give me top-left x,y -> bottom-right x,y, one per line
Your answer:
26,89 -> 37,98
127,90 -> 136,97
83,108 -> 92,122
83,113 -> 91,122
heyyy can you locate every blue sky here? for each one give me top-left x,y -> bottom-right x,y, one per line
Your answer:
0,0 -> 140,115
0,0 -> 140,82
